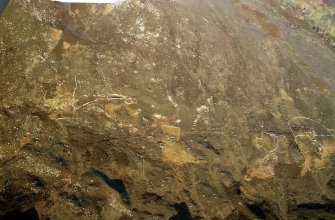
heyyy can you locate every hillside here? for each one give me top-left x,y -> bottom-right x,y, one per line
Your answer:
0,0 -> 334,219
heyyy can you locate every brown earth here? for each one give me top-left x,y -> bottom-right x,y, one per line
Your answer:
0,0 -> 334,219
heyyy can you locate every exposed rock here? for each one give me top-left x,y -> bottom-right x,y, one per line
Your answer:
0,0 -> 334,219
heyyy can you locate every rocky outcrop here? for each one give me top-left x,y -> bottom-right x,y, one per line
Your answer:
0,0 -> 334,219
